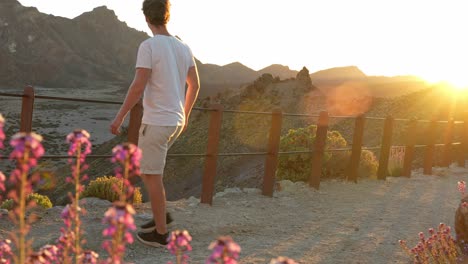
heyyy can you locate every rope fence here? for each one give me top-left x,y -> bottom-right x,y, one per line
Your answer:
1,86 -> 468,204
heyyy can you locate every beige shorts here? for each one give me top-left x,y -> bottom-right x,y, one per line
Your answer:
138,124 -> 184,175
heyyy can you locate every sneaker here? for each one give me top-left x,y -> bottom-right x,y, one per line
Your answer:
136,231 -> 169,247
140,213 -> 174,233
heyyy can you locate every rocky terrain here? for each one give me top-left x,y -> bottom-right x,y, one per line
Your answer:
0,165 -> 466,263
0,0 -> 148,88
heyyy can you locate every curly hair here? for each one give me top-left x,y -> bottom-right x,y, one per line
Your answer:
142,0 -> 171,26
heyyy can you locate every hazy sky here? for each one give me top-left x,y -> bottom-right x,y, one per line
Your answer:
17,0 -> 468,85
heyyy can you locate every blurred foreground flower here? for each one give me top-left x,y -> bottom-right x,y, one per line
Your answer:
80,250 -> 99,264
112,143 -> 141,203
66,129 -> 92,262
0,114 -> 5,149
0,239 -> 12,263
167,230 -> 192,264
8,132 -> 44,264
102,202 -> 136,264
28,244 -> 59,263
57,205 -> 75,263
9,132 -> 44,168
0,172 -> 5,194
206,236 -> 241,264
66,129 -> 91,163
0,114 -> 4,197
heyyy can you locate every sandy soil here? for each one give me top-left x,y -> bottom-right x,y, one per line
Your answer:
1,164 -> 466,264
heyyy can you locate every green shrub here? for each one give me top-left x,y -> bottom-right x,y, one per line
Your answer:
82,176 -> 142,204
277,125 -> 378,182
0,193 -> 53,210
389,166 -> 403,177
358,150 -> 379,178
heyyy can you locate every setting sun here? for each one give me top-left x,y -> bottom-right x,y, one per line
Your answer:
422,73 -> 468,91
420,65 -> 468,90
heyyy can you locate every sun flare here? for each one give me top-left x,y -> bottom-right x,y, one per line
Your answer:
422,73 -> 468,91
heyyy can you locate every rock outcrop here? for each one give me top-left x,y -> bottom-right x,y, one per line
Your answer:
0,1 -> 148,88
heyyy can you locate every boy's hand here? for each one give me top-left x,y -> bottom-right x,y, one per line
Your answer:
110,116 -> 124,135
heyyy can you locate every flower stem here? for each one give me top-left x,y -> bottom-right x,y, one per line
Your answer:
74,144 -> 82,264
176,249 -> 182,264
113,223 -> 124,263
18,149 -> 29,264
121,156 -> 130,203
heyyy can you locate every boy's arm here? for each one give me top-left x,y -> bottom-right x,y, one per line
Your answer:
110,68 -> 151,135
183,65 -> 200,131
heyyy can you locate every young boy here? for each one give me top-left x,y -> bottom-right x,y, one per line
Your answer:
110,0 -> 200,247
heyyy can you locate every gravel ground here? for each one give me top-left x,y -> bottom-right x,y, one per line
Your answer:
0,164 -> 467,263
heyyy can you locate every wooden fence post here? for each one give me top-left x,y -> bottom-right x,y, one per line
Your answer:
423,119 -> 437,175
377,116 -> 394,180
442,119 -> 454,167
402,119 -> 417,177
346,115 -> 365,183
20,86 -> 35,133
127,100 -> 143,145
459,112 -> 468,167
262,108 -> 282,197
309,111 -> 328,189
200,104 -> 223,205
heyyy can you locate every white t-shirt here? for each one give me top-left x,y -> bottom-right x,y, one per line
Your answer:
135,35 -> 195,126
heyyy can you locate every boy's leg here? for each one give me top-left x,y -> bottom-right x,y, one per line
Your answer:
141,173 -> 167,234
138,125 -> 183,234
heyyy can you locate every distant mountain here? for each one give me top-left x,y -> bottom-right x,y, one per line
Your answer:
196,62 -> 298,97
0,0 -> 299,95
258,64 -> 298,80
310,66 -> 428,98
310,66 -> 367,81
0,0 -> 427,99
0,0 -> 148,88
199,61 -> 255,83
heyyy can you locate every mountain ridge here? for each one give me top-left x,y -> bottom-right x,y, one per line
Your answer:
1,1 -> 428,98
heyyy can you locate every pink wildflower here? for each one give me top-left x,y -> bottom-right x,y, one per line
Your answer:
66,129 -> 92,164
60,204 -> 77,228
0,114 -> 5,149
0,172 -> 5,193
0,239 -> 12,264
80,250 -> 99,264
400,223 -> 460,263
9,132 -> 44,166
419,232 -> 425,242
112,143 -> 142,177
35,244 -> 59,263
8,132 -> 44,264
428,228 -> 435,235
102,202 -> 136,264
167,230 -> 193,254
56,230 -> 75,263
206,236 -> 241,264
167,230 -> 192,264
458,181 -> 466,196
66,130 -> 91,262
26,252 -> 46,264
270,256 -> 298,264
56,205 -> 75,263
111,143 -> 142,202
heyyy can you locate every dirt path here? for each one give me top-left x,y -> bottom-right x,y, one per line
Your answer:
1,165 -> 466,263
